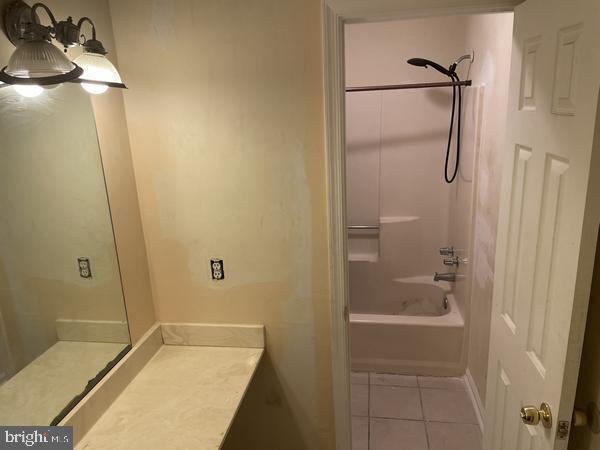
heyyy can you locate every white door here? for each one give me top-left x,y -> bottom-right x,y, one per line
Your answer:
484,0 -> 600,448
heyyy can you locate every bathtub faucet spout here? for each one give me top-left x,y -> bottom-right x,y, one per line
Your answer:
434,272 -> 456,282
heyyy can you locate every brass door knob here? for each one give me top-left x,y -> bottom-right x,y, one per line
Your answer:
573,409 -> 588,427
520,403 -> 552,428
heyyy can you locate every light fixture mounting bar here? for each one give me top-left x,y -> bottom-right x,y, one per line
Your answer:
69,78 -> 127,89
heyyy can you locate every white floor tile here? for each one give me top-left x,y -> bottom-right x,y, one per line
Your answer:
352,384 -> 369,417
352,416 -> 369,450
352,372 -> 369,385
370,418 -> 428,450
370,385 -> 422,420
421,388 -> 478,424
370,373 -> 418,387
427,422 -> 482,450
418,376 -> 465,390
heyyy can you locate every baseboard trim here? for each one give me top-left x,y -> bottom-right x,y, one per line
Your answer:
352,358 -> 465,377
464,369 -> 485,433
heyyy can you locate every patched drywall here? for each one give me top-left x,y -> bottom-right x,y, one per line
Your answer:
108,0 -> 334,447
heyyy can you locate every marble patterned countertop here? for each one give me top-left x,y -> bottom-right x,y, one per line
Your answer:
0,341 -> 128,426
76,345 -> 263,449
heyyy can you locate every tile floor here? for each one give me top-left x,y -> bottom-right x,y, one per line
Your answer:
351,372 -> 482,450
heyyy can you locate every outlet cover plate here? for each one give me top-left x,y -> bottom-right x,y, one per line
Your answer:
210,259 -> 224,280
78,257 -> 92,279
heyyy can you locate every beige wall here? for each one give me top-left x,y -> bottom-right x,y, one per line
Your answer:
108,0 -> 333,448
0,0 -> 156,346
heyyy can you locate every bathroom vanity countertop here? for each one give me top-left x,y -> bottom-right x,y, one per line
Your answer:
76,345 -> 263,450
0,341 -> 128,426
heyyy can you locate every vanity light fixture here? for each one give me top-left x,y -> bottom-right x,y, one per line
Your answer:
0,1 -> 126,97
73,20 -> 125,95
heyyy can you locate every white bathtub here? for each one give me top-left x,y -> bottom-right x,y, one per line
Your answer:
350,276 -> 465,376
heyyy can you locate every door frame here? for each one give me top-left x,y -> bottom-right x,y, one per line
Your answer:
322,1 -> 520,448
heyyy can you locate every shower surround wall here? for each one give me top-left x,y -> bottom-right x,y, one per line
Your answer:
457,13 -> 513,404
346,17 -> 460,313
345,13 -> 512,397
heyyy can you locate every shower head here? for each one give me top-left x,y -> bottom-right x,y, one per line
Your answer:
407,58 -> 453,77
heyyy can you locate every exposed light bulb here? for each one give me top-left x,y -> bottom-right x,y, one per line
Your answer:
81,82 -> 109,95
74,52 -> 123,95
13,84 -> 44,98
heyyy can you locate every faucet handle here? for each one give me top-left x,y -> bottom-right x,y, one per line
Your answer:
443,256 -> 469,266
440,247 -> 454,256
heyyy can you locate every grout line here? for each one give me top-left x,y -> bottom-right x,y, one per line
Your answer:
359,374 -> 478,449
368,415 -> 478,425
367,372 -> 370,450
418,386 -> 431,450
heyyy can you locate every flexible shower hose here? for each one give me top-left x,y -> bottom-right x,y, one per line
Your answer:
445,73 -> 462,184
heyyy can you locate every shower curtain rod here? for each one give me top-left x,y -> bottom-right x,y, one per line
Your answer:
346,80 -> 472,93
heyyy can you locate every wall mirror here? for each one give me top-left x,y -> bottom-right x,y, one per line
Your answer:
0,83 -> 130,425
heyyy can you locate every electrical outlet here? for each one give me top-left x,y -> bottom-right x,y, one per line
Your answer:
210,259 -> 224,280
78,257 -> 92,279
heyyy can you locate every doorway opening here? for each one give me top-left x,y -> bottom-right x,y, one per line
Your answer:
343,13 -> 514,449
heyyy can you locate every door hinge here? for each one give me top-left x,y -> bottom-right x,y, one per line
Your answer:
557,420 -> 570,440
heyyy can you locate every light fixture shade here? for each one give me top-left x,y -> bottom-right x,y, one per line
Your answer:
6,39 -> 75,78
73,51 -> 124,94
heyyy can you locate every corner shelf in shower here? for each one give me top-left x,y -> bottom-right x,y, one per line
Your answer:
348,253 -> 379,263
379,216 -> 420,224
